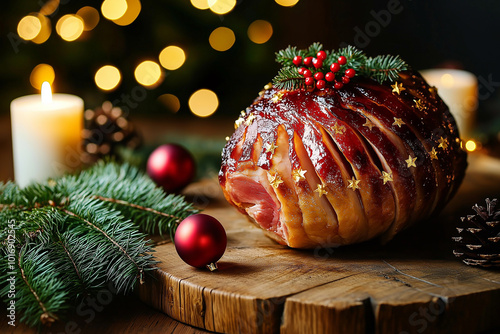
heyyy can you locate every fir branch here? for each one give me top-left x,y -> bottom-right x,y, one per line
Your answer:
0,161 -> 196,328
17,250 -> 57,325
0,243 -> 72,328
57,234 -> 82,286
271,43 -> 408,90
275,45 -> 301,66
361,54 -> 408,83
273,67 -> 305,91
90,196 -> 183,222
307,42 -> 323,56
61,207 -> 145,284
333,45 -> 367,70
58,162 -> 198,237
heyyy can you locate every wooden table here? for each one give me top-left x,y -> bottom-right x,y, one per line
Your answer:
139,154 -> 500,334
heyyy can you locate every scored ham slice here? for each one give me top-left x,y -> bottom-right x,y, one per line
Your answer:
219,71 -> 467,248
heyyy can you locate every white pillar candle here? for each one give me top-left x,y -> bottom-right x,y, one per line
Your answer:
420,69 -> 478,139
10,82 -> 83,187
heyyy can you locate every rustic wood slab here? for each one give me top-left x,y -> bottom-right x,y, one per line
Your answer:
138,154 -> 500,334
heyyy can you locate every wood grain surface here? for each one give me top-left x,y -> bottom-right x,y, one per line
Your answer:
138,154 -> 500,334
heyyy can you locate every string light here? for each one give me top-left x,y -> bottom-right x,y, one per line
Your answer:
101,0 -> 128,21
247,20 -> 273,44
17,15 -> 41,41
465,140 -> 477,152
30,64 -> 55,90
191,0 -> 210,10
112,0 -> 141,26
134,60 -> 163,88
56,15 -> 84,41
40,0 -> 59,16
209,27 -> 235,52
158,94 -> 181,113
77,6 -> 100,31
31,14 -> 51,44
275,0 -> 299,7
208,0 -> 236,15
159,46 -> 186,70
95,65 -> 121,91
189,89 -> 219,117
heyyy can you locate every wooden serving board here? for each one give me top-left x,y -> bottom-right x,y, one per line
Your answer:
138,154 -> 500,334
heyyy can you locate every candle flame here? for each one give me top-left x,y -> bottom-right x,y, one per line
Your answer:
41,81 -> 52,104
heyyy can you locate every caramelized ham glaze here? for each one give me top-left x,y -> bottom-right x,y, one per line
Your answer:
219,71 -> 467,248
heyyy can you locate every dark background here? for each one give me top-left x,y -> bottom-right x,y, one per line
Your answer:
1,0 -> 500,133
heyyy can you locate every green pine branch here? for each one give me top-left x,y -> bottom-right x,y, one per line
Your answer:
1,243 -> 71,327
361,54 -> 408,83
272,43 -> 408,90
0,161 -> 199,328
273,67 -> 305,91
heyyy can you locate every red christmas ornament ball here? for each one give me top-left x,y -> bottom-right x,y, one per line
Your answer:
174,214 -> 227,270
147,144 -> 196,193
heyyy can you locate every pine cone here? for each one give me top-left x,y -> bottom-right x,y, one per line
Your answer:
81,101 -> 142,164
453,198 -> 500,268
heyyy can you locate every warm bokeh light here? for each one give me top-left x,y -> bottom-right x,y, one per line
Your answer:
95,65 -> 121,91
56,14 -> 84,41
77,6 -> 100,31
101,0 -> 128,21
209,27 -> 235,52
112,0 -> 141,26
31,14 -> 51,44
17,15 -> 41,41
275,0 -> 299,7
134,60 -> 163,87
30,64 -> 55,90
247,20 -> 273,44
208,0 -> 236,15
441,73 -> 455,88
40,0 -> 59,16
189,89 -> 219,117
159,46 -> 186,71
191,0 -> 210,10
158,94 -> 181,113
465,140 -> 477,152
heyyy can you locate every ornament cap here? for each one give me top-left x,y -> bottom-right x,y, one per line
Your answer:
206,263 -> 218,271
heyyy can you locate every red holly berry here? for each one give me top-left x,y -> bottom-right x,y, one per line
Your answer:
330,63 -> 340,73
317,51 -> 327,61
305,77 -> 314,86
303,69 -> 312,77
325,72 -> 335,82
298,67 -> 306,75
314,72 -> 324,80
334,81 -> 343,89
304,57 -> 313,66
345,68 -> 356,78
342,76 -> 350,84
293,56 -> 303,66
316,79 -> 326,90
312,58 -> 322,69
338,56 -> 347,65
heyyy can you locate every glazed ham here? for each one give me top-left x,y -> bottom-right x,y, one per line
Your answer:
219,71 -> 467,248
